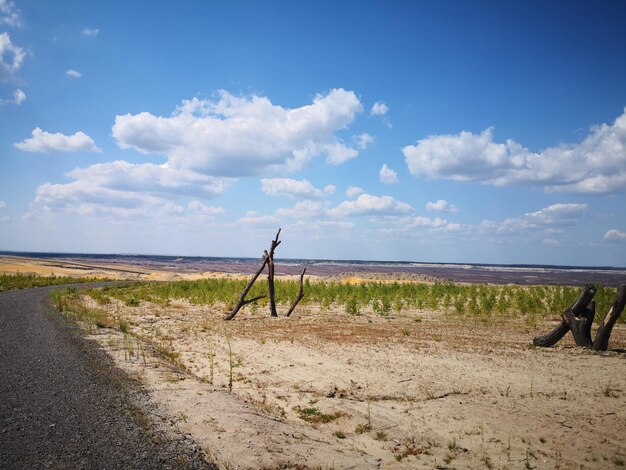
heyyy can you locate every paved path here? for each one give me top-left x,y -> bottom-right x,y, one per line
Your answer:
0,285 -> 213,469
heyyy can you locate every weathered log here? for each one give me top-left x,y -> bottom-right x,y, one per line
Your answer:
592,284 -> 626,351
223,254 -> 269,320
285,268 -> 306,318
563,300 -> 594,348
533,284 -> 596,347
267,229 -> 281,318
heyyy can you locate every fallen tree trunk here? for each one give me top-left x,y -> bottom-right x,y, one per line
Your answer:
533,284 -> 596,347
592,284 -> 626,351
285,268 -> 306,318
223,254 -> 269,321
533,284 -> 626,351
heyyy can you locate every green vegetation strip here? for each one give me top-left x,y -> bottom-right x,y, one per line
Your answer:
0,273 -> 107,292
77,278 -> 620,323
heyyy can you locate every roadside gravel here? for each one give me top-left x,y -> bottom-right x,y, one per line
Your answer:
0,284 -> 215,469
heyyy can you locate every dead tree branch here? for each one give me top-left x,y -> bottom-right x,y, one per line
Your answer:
223,254 -> 269,320
592,284 -> 626,351
285,268 -> 306,318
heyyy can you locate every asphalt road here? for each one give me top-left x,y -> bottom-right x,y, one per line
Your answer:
0,285 -> 214,469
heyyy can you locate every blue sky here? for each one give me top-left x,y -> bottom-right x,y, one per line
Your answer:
1,0 -> 625,266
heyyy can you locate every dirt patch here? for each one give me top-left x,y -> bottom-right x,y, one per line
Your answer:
81,298 -> 626,469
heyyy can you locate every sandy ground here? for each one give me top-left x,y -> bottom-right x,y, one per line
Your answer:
0,255 -> 251,282
76,296 -> 626,470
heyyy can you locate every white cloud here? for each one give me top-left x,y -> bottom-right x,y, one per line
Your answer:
112,89 -> 363,176
187,200 -> 225,215
345,186 -> 364,198
287,219 -> 355,240
0,31 -> 25,80
0,0 -> 22,27
370,101 -> 388,116
411,216 -> 462,231
0,200 -> 6,209
1,86 -> 25,105
403,109 -> 626,194
81,28 -> 100,37
66,69 -> 82,78
33,181 -> 185,219
261,178 -> 328,199
236,211 -> 280,226
426,199 -> 458,212
329,193 -> 412,217
325,142 -> 359,165
353,133 -> 375,150
67,161 -> 232,198
30,161 -> 233,219
604,229 -> 626,242
276,200 -> 328,219
483,203 -> 588,235
379,164 -> 399,184
12,87 -> 24,103
543,238 -> 560,246
14,128 -> 102,153
324,184 -> 336,195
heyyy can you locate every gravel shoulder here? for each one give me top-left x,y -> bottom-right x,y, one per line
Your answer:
0,284 -> 214,469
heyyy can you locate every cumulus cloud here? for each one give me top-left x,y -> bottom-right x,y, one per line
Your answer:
0,31 -> 25,80
411,216 -> 462,232
403,109 -> 626,194
236,211 -> 280,226
112,89 -> 363,176
345,186 -> 364,198
12,87 -> 24,103
483,203 -> 588,234
0,86 -> 24,105
370,101 -> 388,116
81,28 -> 99,37
14,128 -> 102,153
352,133 -> 375,150
426,199 -> 458,212
187,200 -> 225,215
30,161 -> 232,220
261,178 -> 330,199
604,229 -> 626,242
329,193 -> 412,217
276,200 -> 328,219
66,69 -> 82,78
0,200 -> 5,209
66,161 -> 232,199
379,164 -> 399,184
0,0 -> 22,27
325,142 -> 358,165
33,181 -> 185,219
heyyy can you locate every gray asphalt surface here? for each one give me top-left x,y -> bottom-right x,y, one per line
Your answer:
0,284 -> 215,469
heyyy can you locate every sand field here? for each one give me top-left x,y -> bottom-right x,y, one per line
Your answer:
78,296 -> 626,469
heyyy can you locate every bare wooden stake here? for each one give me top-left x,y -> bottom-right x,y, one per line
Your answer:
286,268 -> 306,318
267,228 -> 281,318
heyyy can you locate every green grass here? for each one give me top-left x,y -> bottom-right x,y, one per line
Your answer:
293,406 -> 344,424
77,278 -> 622,323
0,273 -> 106,292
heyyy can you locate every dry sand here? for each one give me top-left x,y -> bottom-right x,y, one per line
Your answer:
79,297 -> 626,469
